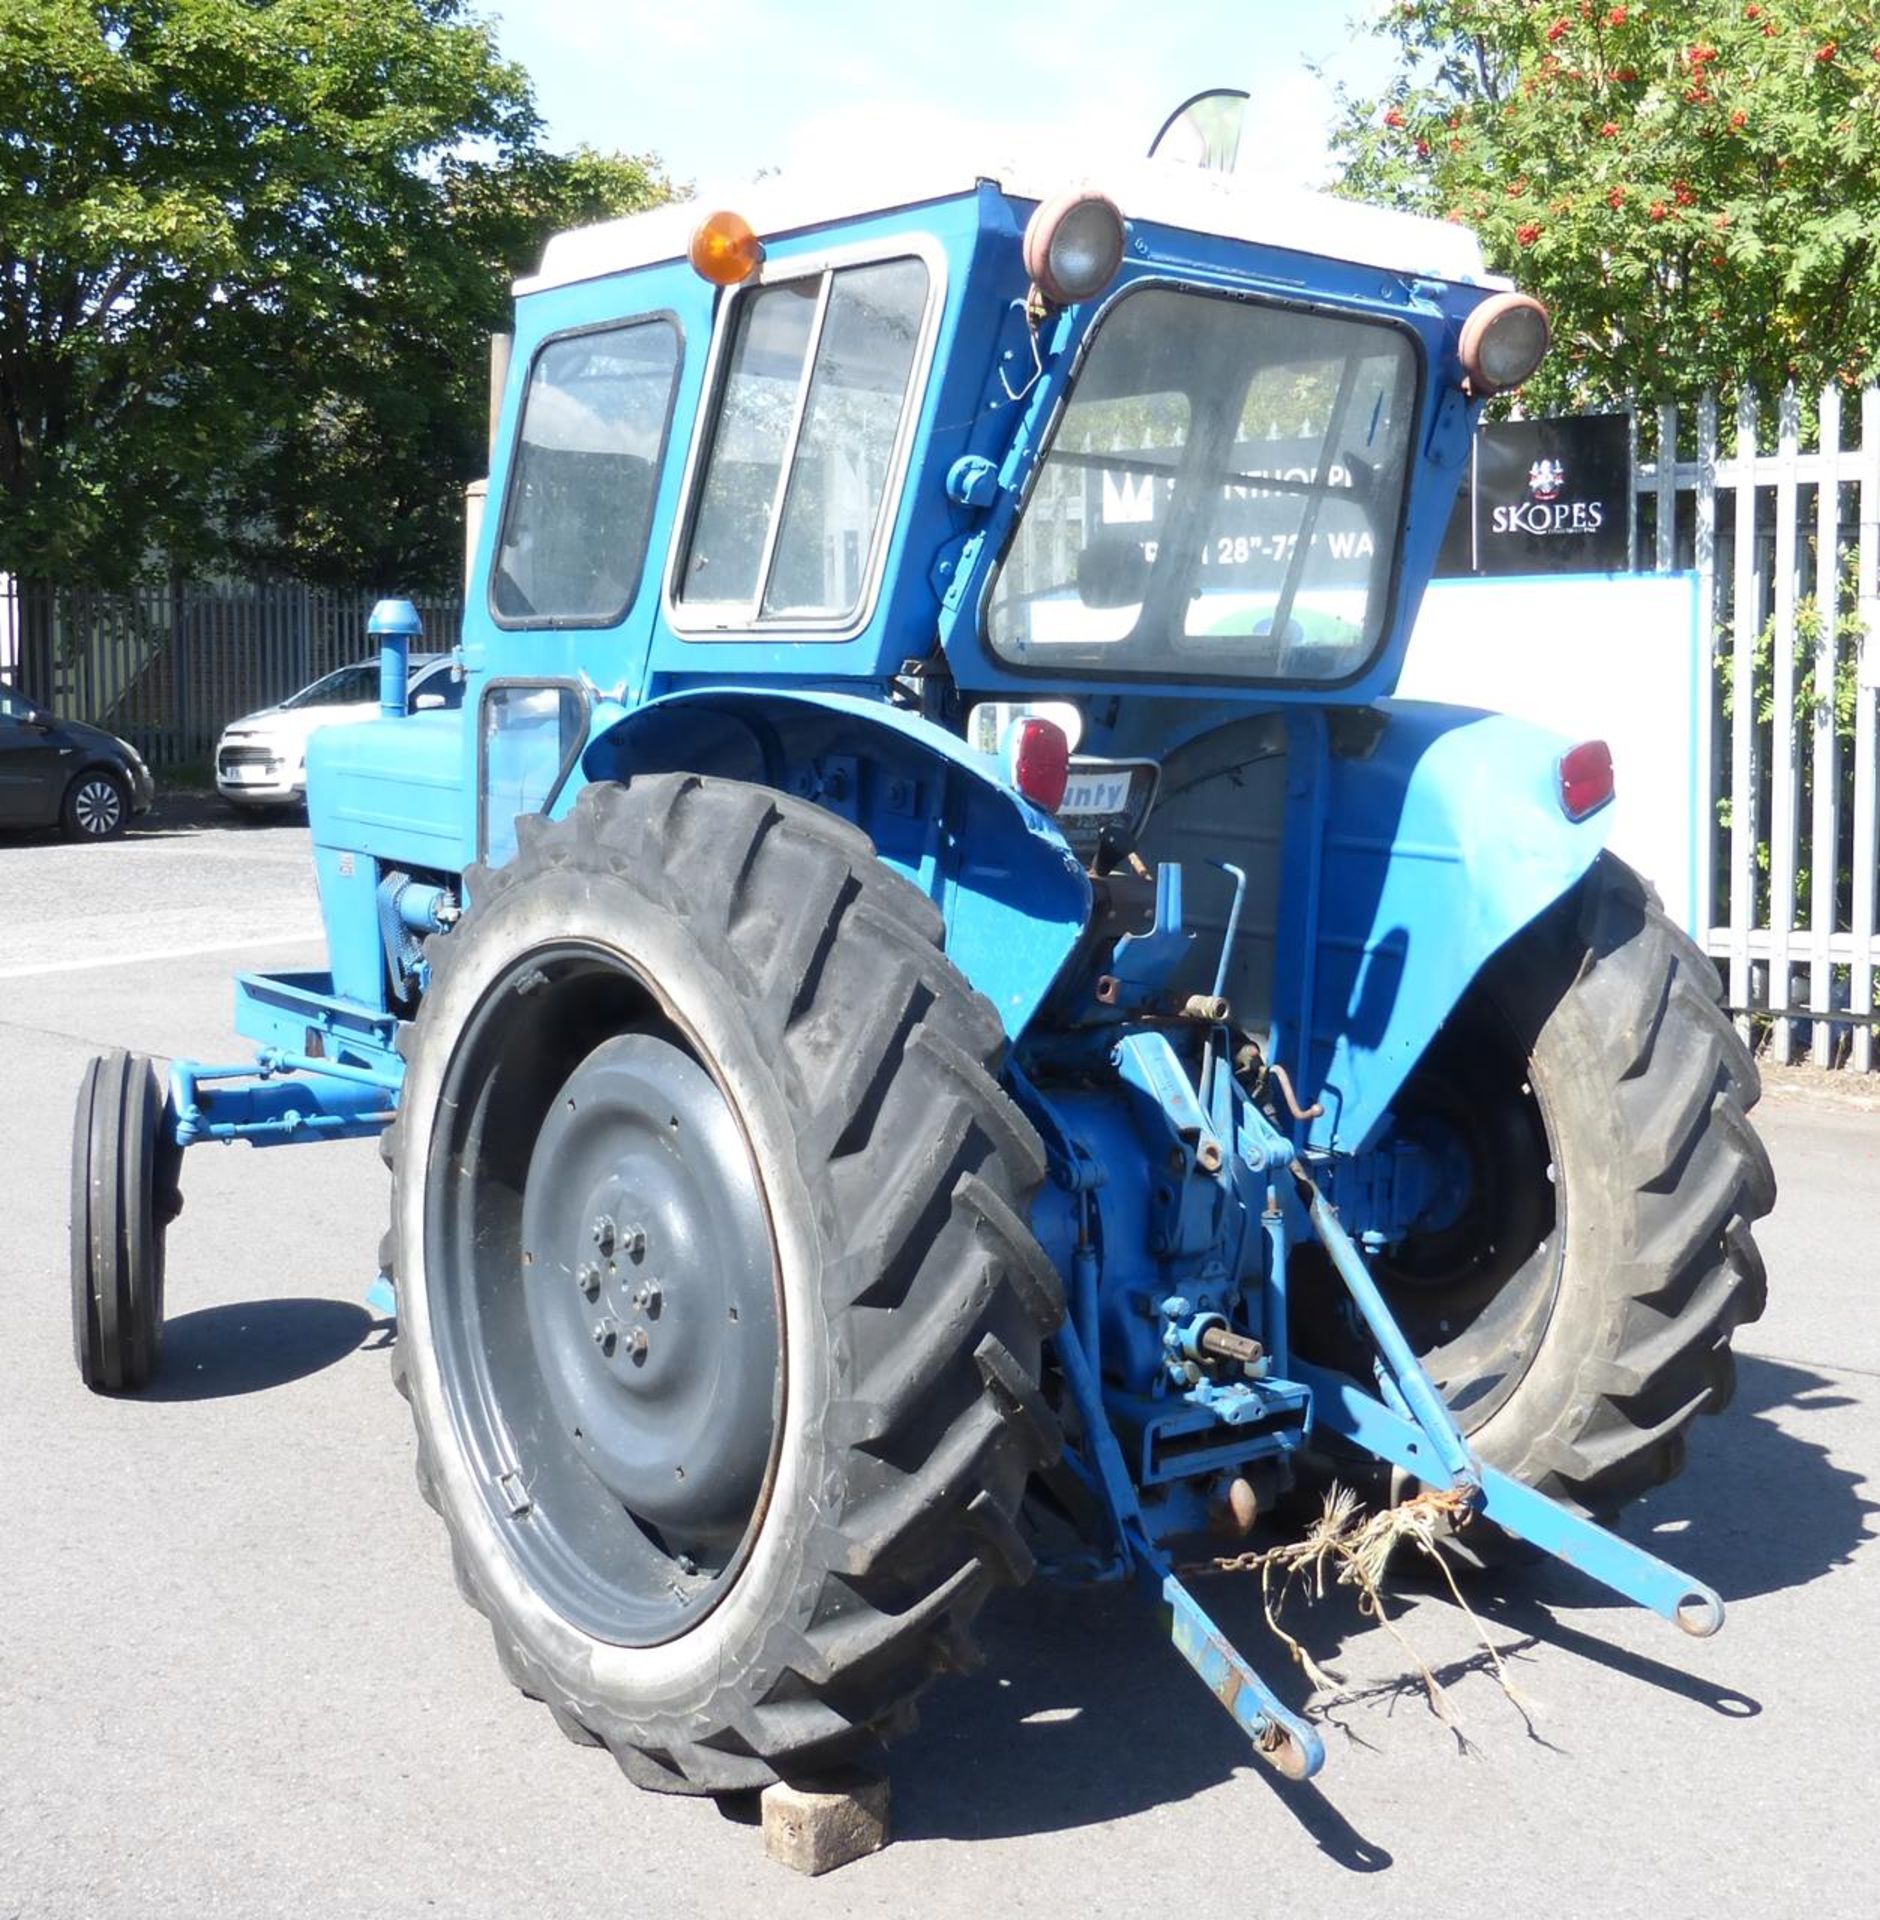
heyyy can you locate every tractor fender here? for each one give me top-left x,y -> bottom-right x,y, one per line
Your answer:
1302,698 -> 1613,1153
577,688 -> 1092,1039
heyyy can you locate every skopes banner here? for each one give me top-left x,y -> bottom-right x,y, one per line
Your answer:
1436,414 -> 1632,576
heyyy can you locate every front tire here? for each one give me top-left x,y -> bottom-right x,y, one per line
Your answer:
70,1050 -> 176,1391
387,777 -> 1063,1793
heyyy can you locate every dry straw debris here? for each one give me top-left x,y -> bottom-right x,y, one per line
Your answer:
1207,1483 -> 1537,1739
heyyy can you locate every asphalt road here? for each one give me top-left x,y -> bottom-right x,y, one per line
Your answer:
3,801 -> 1876,1918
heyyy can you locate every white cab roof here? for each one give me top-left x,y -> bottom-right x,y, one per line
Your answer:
520,152 -> 1499,296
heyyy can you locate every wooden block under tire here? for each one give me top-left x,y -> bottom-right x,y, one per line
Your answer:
760,1769 -> 890,1875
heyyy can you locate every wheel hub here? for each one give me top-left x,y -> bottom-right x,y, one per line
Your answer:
74,776 -> 122,835
1371,1013 -> 1561,1432
520,1031 -> 781,1556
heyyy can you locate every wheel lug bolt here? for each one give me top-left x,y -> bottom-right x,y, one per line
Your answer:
620,1223 -> 647,1260
623,1326 -> 649,1361
592,1314 -> 621,1354
632,1281 -> 661,1314
576,1263 -> 602,1300
591,1215 -> 616,1254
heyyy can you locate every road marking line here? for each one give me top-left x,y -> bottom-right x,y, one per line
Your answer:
0,931 -> 326,981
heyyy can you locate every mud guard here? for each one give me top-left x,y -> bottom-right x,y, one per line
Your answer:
579,688 -> 1093,1040
1296,698 -> 1613,1153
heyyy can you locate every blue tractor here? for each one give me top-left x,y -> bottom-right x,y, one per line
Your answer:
71,140 -> 1773,1793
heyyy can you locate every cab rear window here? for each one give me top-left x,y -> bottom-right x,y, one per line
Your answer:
985,286 -> 1419,685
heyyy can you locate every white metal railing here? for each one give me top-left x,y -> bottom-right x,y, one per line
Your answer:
1638,386 -> 1879,1071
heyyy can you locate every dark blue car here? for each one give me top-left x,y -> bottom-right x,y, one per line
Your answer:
0,684 -> 156,839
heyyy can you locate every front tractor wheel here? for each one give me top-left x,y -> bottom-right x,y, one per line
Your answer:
388,776 -> 1063,1793
1303,856 -> 1774,1529
70,1049 -> 179,1392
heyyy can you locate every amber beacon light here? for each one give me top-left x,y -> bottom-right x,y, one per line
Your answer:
688,209 -> 765,286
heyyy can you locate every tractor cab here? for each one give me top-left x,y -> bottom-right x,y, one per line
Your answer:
464,156 -> 1542,713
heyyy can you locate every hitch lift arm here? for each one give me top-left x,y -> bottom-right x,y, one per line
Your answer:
1294,1167 -> 1727,1639
1043,1146 -> 1727,1791
1050,1315 -> 1328,1781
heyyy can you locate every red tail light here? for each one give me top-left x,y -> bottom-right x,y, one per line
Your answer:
1558,739 -> 1615,821
1004,716 -> 1070,813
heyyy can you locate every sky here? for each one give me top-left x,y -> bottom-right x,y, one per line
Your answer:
484,1 -> 1396,198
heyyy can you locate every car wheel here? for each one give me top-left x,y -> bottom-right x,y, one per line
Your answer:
62,769 -> 129,840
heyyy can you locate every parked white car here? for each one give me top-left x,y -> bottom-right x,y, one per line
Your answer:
215,655 -> 462,810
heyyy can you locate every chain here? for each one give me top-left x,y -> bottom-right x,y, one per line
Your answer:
1177,1544 -> 1275,1578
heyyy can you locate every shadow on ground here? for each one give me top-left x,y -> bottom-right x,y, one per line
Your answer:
0,791 -> 302,847
141,1297 -> 375,1400
134,793 -> 305,836
894,1350 -> 1873,1856
897,1573 -> 1399,1867
1488,1353 -> 1878,1609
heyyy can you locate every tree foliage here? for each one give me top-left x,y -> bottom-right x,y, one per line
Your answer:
0,2 -> 675,589
1330,2 -> 1880,410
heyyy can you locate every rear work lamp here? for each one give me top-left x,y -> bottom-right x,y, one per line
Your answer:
1023,189 -> 1127,308
1458,292 -> 1551,396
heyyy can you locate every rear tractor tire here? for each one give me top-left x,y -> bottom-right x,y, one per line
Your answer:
386,775 -> 1064,1794
70,1050 -> 179,1392
1304,855 -> 1774,1534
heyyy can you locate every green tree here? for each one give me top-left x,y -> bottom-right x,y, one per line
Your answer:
235,144 -> 675,591
0,2 -> 674,590
1330,2 -> 1880,409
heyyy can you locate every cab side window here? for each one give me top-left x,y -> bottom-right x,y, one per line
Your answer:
677,257 -> 930,629
492,318 -> 682,627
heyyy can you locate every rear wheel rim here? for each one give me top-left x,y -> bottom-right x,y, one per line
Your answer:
426,942 -> 784,1647
1372,1000 -> 1563,1434
73,777 -> 122,835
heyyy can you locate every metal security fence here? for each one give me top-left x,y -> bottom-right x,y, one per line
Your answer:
1635,386 -> 1879,1072
0,579 -> 463,771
